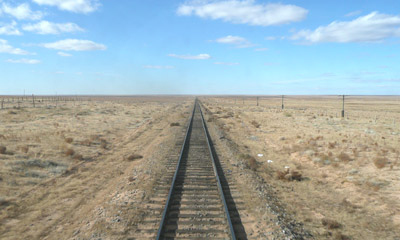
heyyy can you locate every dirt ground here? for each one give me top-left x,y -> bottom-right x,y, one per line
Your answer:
200,96 -> 400,240
0,96 -> 192,239
1,95 -> 399,239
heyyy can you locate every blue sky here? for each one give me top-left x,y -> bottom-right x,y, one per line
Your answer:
0,0 -> 400,95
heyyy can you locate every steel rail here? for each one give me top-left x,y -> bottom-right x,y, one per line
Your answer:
198,101 -> 236,240
155,100 -> 196,239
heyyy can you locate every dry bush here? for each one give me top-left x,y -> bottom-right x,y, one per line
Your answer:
284,112 -> 292,117
328,142 -> 336,149
338,152 -> 351,162
18,146 -> 29,153
73,154 -> 83,161
65,137 -> 73,144
276,169 -> 289,180
276,169 -> 302,181
170,122 -> 180,127
373,157 -> 387,169
333,232 -> 351,240
250,120 -> 260,128
7,110 -> 17,115
322,218 -> 341,229
100,139 -> 107,149
80,139 -> 92,146
65,148 -> 75,156
0,146 -> 6,154
127,154 -> 143,161
128,176 -> 135,182
239,154 -> 258,171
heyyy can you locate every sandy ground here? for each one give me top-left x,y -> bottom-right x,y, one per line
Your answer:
200,96 -> 400,240
0,96 -> 192,239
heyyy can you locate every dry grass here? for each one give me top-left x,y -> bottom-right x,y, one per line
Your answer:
170,122 -> 180,127
65,137 -> 73,144
373,157 -> 387,169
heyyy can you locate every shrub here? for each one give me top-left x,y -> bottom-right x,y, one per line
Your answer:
0,146 -> 6,154
80,139 -> 92,146
65,148 -> 75,156
100,139 -> 107,149
239,153 -> 258,171
73,154 -> 83,161
127,154 -> 143,161
19,146 -> 29,153
250,120 -> 260,128
373,157 -> 387,169
322,218 -> 341,229
338,152 -> 351,162
65,138 -> 73,144
170,122 -> 180,127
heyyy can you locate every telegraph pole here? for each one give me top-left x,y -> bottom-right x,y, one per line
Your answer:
341,95 -> 345,118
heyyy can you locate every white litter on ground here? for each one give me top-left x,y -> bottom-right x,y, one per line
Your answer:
267,160 -> 273,163
284,166 -> 290,169
257,154 -> 263,157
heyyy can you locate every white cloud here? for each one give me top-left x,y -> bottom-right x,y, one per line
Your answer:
57,51 -> 72,57
345,10 -> 362,17
1,2 -> 43,20
214,35 -> 254,48
6,58 -> 40,64
0,39 -> 30,55
292,12 -> 400,43
42,39 -> 106,51
177,0 -> 308,26
0,21 -> 22,35
22,21 -> 84,34
214,62 -> 239,65
254,47 -> 268,51
168,53 -> 211,60
265,36 -> 277,40
143,65 -> 174,69
32,0 -> 100,13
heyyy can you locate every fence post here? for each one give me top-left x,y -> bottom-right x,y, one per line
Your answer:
256,97 -> 259,106
281,95 -> 284,109
341,95 -> 345,118
1,99 -> 3,109
32,94 -> 35,108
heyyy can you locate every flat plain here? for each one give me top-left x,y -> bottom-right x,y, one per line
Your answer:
201,95 -> 400,239
0,95 -> 399,239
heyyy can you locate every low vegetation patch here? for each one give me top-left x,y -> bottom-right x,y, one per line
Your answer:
239,153 -> 258,171
65,148 -> 75,156
170,122 -> 180,127
337,152 -> 351,162
276,169 -> 303,181
250,120 -> 260,128
127,154 -> 143,161
373,157 -> 387,169
0,146 -> 6,154
322,218 -> 341,229
65,137 -> 73,144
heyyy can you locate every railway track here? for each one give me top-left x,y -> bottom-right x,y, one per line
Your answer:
130,100 -> 245,239
156,100 -> 236,239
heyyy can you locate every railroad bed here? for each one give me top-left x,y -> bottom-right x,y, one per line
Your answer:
131,101 -> 243,239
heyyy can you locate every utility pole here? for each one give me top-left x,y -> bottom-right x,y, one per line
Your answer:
281,95 -> 284,109
341,95 -> 345,118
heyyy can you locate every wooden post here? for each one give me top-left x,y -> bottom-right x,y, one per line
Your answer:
256,97 -> 259,106
341,95 -> 345,118
1,98 -> 3,109
281,95 -> 284,109
32,94 -> 35,108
